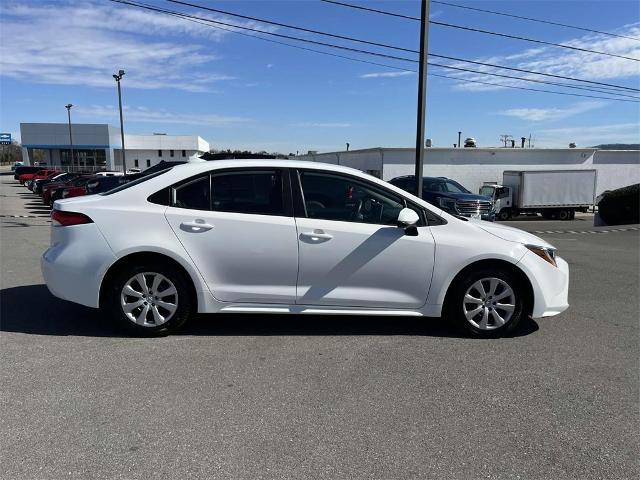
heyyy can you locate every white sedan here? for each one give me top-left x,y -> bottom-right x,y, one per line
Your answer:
42,160 -> 569,337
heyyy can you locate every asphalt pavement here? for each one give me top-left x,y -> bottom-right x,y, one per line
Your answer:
1,172 -> 638,479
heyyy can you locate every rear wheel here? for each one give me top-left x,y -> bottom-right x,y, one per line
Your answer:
558,209 -> 571,220
445,268 -> 525,337
103,263 -> 193,336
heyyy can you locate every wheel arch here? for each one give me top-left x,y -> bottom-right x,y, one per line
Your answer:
443,259 -> 534,316
99,251 -> 199,310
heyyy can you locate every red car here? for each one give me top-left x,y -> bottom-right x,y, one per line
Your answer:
45,176 -> 93,207
19,169 -> 58,185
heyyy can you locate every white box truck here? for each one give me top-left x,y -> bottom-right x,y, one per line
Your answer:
479,170 -> 597,221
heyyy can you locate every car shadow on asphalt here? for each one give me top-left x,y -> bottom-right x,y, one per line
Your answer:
0,285 -> 539,339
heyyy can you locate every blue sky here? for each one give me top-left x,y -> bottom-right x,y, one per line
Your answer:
1,0 -> 639,153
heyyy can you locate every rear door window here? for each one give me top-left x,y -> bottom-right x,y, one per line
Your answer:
211,170 -> 285,216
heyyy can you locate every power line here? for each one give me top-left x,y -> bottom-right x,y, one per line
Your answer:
321,0 -> 640,42
428,72 -> 639,102
110,0 -> 640,95
320,0 -> 640,62
167,0 -> 417,54
164,0 -> 640,91
111,0 -> 639,103
432,0 -> 640,42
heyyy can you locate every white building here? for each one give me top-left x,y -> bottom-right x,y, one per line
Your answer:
20,123 -> 209,171
299,147 -> 640,196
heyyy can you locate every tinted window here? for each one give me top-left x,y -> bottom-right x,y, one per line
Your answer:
299,172 -> 405,225
211,170 -> 284,216
443,180 -> 469,193
174,175 -> 210,210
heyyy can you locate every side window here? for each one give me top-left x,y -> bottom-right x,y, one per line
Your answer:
299,171 -> 405,226
173,175 -> 210,210
211,170 -> 284,216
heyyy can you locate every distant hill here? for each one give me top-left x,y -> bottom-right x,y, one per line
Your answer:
592,144 -> 640,150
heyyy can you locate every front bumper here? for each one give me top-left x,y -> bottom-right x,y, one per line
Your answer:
518,252 -> 569,318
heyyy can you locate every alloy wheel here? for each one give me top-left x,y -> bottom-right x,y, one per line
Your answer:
120,272 -> 178,327
462,277 -> 516,331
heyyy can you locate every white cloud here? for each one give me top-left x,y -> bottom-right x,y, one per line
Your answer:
499,101 -> 607,122
360,71 -> 415,79
293,122 -> 352,128
0,1 -> 275,91
75,104 -> 249,126
433,24 -> 640,92
535,122 -> 640,147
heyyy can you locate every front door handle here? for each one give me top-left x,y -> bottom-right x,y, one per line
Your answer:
180,220 -> 214,232
300,230 -> 333,241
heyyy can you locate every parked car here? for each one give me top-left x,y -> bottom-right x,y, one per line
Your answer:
13,165 -> 42,180
85,175 -> 131,195
42,160 -> 569,338
34,172 -> 78,195
389,175 -> 494,221
597,183 -> 639,226
47,176 -> 93,207
19,169 -> 58,186
10,161 -> 24,171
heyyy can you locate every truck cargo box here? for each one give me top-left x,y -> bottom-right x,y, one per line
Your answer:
503,170 -> 597,208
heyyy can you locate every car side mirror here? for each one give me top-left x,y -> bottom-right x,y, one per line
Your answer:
397,208 -> 420,236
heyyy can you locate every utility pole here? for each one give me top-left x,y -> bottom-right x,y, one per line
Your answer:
414,0 -> 430,197
113,70 -> 126,172
65,104 -> 75,171
458,131 -> 462,149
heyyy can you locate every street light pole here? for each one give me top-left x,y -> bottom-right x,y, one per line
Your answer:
414,0 -> 430,197
113,70 -> 126,172
65,104 -> 75,171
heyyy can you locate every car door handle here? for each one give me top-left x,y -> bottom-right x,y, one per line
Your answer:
300,230 -> 333,241
180,220 -> 214,232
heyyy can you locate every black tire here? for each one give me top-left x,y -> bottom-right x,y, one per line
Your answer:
444,268 -> 526,337
103,262 -> 194,336
497,209 -> 511,221
558,209 -> 570,220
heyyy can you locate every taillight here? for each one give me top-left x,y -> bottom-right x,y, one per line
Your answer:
51,209 -> 93,226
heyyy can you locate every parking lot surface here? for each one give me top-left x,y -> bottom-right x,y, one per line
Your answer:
1,172 -> 638,479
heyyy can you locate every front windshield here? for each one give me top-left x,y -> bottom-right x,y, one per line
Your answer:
443,180 -> 470,194
479,186 -> 495,197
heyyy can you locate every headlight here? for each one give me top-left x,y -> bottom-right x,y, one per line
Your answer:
525,244 -> 557,267
438,197 -> 457,212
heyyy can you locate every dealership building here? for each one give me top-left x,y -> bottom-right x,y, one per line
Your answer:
20,123 -> 210,171
299,147 -> 640,196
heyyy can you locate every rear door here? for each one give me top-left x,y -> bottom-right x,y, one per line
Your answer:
163,168 -> 299,304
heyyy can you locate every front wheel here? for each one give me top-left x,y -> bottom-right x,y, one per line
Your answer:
445,269 -> 526,337
103,263 -> 194,336
497,209 -> 511,221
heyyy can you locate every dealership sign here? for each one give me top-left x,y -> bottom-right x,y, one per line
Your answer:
0,133 -> 11,145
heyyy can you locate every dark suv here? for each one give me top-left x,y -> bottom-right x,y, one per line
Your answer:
389,175 -> 494,221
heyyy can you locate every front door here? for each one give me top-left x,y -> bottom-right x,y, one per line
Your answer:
164,168 -> 299,304
294,170 -> 435,309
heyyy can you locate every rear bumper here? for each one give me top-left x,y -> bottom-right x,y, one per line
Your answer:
41,223 -> 116,308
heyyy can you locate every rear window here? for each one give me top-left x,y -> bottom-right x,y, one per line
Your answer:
100,168 -> 173,196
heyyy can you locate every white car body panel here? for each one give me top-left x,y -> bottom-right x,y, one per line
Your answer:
165,207 -> 299,303
295,217 -> 435,308
43,160 -> 570,321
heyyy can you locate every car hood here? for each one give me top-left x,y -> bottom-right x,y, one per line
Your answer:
469,219 -> 555,249
439,192 -> 491,202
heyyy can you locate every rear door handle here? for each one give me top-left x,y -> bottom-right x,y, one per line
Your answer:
300,230 -> 333,241
180,220 -> 214,232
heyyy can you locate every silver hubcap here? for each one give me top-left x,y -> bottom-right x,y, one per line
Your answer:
120,273 -> 178,327
463,277 -> 516,331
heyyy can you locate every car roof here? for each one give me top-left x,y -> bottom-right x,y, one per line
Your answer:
166,159 -> 375,177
